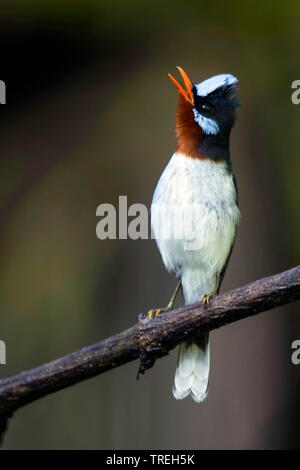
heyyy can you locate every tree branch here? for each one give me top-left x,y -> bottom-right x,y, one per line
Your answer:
0,265 -> 299,443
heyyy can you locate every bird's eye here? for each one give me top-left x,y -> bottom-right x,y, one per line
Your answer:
200,103 -> 212,114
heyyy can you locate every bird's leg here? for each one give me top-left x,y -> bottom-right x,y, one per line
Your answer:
144,280 -> 182,321
200,274 -> 220,305
165,280 -> 182,310
200,294 -> 211,304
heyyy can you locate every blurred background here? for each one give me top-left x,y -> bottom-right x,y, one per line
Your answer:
0,0 -> 299,450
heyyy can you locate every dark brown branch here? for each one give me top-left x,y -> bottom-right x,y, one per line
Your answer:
0,265 -> 299,442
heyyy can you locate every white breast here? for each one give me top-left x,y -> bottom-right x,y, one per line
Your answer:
151,152 -> 240,303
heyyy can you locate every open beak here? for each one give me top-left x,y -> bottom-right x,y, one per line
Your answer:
168,66 -> 194,106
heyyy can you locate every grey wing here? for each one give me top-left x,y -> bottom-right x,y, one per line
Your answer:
217,172 -> 239,293
216,238 -> 235,294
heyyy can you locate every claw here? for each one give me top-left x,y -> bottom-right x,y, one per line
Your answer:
201,294 -> 210,305
148,308 -> 164,320
143,307 -> 166,323
147,310 -> 154,321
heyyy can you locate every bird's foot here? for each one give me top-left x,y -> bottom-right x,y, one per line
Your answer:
138,281 -> 182,324
201,294 -> 210,305
138,305 -> 172,324
146,305 -> 171,321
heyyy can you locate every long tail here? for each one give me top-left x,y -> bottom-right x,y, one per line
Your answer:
173,333 -> 210,403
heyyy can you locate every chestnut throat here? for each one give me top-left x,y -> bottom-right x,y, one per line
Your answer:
176,95 -> 231,167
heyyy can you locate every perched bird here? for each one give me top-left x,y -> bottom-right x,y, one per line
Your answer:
148,67 -> 240,403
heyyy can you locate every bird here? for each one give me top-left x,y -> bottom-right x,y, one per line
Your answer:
147,67 -> 240,403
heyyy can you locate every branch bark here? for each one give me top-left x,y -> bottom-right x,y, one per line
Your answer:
0,265 -> 299,443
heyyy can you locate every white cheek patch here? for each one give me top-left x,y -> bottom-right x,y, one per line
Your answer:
193,108 -> 219,135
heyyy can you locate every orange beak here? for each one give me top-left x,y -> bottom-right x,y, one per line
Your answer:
168,66 -> 194,105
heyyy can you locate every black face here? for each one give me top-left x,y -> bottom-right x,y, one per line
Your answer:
192,84 -> 240,137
